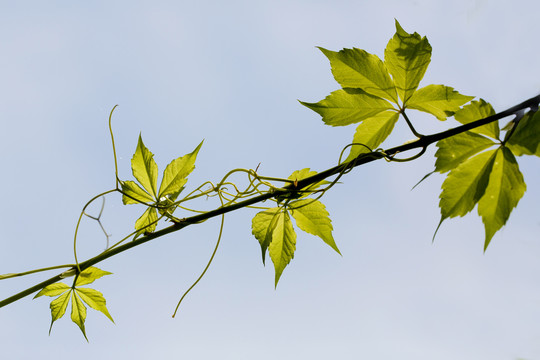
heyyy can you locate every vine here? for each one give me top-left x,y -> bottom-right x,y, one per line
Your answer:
1,20 -> 539,339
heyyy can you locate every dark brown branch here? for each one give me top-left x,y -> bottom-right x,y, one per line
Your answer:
1,93 -> 539,308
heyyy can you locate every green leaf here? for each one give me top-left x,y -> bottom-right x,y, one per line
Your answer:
507,111 -> 540,156
75,288 -> 115,323
158,140 -> 203,200
406,85 -> 474,120
121,180 -> 154,205
131,134 -> 159,199
268,210 -> 296,287
434,131 -> 496,173
134,207 -> 158,235
346,111 -> 399,161
289,199 -> 340,255
318,47 -> 398,102
439,149 -> 497,220
251,207 -> 281,264
286,168 -> 330,198
48,290 -> 71,334
76,267 -> 113,287
34,282 -> 70,298
300,88 -> 394,126
384,20 -> 432,104
71,292 -> 88,341
454,99 -> 499,139
478,147 -> 526,250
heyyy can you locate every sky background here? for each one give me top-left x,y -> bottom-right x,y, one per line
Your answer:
1,1 -> 539,359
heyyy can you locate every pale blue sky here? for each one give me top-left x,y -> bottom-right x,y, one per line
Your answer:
1,1 -> 539,359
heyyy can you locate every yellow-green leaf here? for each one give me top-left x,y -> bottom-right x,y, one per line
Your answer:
75,288 -> 115,323
346,111 -> 399,161
434,131 -> 496,173
286,168 -> 330,199
121,180 -> 154,205
158,141 -> 203,200
34,282 -> 70,298
132,134 -> 159,199
439,149 -> 497,220
384,20 -> 432,104
48,290 -> 71,334
318,47 -> 398,103
251,207 -> 281,264
300,88 -> 394,126
454,99 -> 499,139
406,85 -> 474,120
478,147 -> 526,250
506,111 -> 540,156
290,199 -> 340,255
134,207 -> 158,235
75,267 -> 113,287
268,210 -> 296,287
71,292 -> 88,341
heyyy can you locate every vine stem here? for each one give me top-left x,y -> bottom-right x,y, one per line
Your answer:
1,93 -> 539,309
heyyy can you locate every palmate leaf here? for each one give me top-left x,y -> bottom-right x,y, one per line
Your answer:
318,47 -> 398,103
268,210 -> 297,287
289,199 -> 340,255
384,20 -> 432,104
300,88 -> 394,126
123,138 -> 203,233
454,99 -> 499,139
406,85 -> 474,120
507,111 -> 540,156
132,134 -> 159,199
478,147 -> 526,250
158,141 -> 203,201
346,110 -> 399,162
434,131 -> 496,173
33,267 -> 114,339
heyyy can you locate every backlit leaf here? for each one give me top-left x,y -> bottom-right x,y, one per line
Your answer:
318,47 -> 397,102
287,168 -> 330,198
439,149 -> 497,220
300,88 -> 394,126
252,207 -> 281,264
134,207 -> 158,235
435,131 -> 496,173
507,111 -> 540,156
406,85 -> 474,120
158,141 -> 203,200
71,292 -> 88,341
384,20 -> 432,104
454,99 -> 499,139
290,199 -> 340,254
48,290 -> 71,334
34,282 -> 70,298
132,134 -> 159,198
478,147 -> 526,250
268,210 -> 296,287
346,111 -> 399,161
75,288 -> 115,323
121,180 -> 154,205
75,267 -> 113,287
